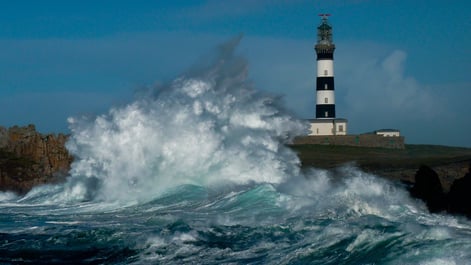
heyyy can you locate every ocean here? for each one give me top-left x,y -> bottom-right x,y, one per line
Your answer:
1,40 -> 471,264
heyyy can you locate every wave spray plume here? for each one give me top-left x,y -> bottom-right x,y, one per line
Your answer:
65,36 -> 307,203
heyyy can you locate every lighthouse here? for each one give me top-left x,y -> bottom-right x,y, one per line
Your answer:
309,14 -> 348,136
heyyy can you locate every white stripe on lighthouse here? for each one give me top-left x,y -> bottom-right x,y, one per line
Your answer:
317,60 -> 334,77
316,90 -> 335,105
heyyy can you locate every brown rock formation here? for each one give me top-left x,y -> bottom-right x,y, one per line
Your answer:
0,125 -> 72,194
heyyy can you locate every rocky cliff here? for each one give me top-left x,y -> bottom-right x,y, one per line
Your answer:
0,125 -> 72,194
410,165 -> 471,218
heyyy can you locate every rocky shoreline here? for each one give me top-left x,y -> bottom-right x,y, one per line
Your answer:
1,124 -> 470,217
0,125 -> 72,194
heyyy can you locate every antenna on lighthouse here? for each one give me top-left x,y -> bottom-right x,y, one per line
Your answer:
318,13 -> 331,20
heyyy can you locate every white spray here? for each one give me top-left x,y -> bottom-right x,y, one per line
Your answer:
64,37 -> 308,203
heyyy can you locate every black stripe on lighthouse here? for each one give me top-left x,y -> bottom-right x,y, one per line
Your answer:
316,104 -> 336,119
316,52 -> 334,60
316,77 -> 334,91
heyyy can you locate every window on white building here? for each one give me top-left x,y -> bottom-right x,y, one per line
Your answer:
339,125 -> 344,132
324,97 -> 328,104
324,70 -> 328,76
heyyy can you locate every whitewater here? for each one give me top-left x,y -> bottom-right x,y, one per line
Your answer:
1,39 -> 471,264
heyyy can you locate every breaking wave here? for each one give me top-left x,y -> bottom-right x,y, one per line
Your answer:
60,36 -> 306,204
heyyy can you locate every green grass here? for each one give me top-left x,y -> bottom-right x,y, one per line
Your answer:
289,144 -> 471,170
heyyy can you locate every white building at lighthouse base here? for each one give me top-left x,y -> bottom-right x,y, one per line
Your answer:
308,118 -> 348,136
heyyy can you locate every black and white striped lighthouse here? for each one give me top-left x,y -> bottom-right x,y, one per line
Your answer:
308,14 -> 347,136
315,14 -> 336,119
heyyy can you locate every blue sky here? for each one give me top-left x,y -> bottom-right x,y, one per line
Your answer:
1,0 -> 470,147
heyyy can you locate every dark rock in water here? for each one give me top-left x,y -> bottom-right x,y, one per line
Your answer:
397,163 -> 471,218
0,124 -> 72,194
410,165 -> 446,213
448,166 -> 471,217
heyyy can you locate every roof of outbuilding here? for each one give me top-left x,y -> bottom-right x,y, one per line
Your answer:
375,129 -> 400,132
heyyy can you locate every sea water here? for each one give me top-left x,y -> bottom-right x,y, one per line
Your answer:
1,39 -> 471,264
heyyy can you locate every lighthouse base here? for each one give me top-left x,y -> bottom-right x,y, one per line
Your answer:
308,118 -> 348,136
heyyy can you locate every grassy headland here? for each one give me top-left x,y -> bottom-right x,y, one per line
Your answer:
290,144 -> 471,189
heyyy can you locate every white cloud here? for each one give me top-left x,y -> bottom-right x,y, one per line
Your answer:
341,49 -> 438,122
